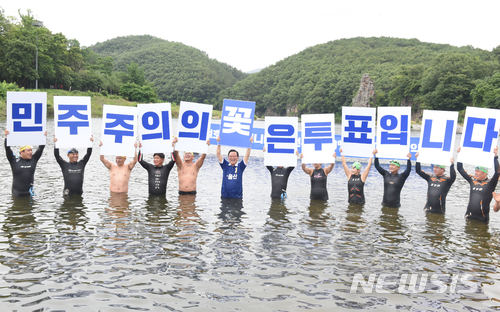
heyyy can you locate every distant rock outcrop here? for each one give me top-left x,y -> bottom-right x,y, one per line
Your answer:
352,74 -> 375,107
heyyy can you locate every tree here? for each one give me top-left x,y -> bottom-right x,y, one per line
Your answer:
126,61 -> 146,86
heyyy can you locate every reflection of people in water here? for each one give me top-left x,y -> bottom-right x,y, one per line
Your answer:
457,147 -> 499,222
54,136 -> 93,195
57,195 -> 87,231
218,197 -> 245,229
175,194 -> 201,239
99,141 -> 138,193
173,137 -> 210,195
4,129 -> 47,196
415,152 -> 456,213
106,192 -> 131,218
300,153 -> 335,200
339,148 -> 373,205
373,149 -> 412,208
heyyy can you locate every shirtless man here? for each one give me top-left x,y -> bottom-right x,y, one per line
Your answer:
173,138 -> 210,195
99,141 -> 138,193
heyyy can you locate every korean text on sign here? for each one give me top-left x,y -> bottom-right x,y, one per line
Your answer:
376,107 -> 411,159
176,101 -> 213,154
341,107 -> 375,158
219,99 -> 255,148
138,103 -> 172,154
7,91 -> 47,146
54,96 -> 92,148
301,114 -> 336,164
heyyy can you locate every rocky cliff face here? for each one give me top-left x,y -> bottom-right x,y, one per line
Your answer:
352,74 -> 375,107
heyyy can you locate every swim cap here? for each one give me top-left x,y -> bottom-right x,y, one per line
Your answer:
19,145 -> 32,152
434,165 -> 445,169
185,151 -> 194,155
476,166 -> 488,173
68,148 -> 79,154
390,160 -> 400,167
352,162 -> 361,170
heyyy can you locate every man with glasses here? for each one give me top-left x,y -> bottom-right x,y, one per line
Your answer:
216,135 -> 253,199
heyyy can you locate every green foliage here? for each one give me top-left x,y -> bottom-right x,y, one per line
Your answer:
120,82 -> 158,103
0,80 -> 24,98
472,72 -> 500,108
90,35 -> 248,104
220,37 -> 497,115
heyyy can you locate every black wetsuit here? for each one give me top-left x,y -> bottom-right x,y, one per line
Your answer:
457,157 -> 499,222
310,168 -> 328,200
138,151 -> 175,195
5,139 -> 45,196
348,174 -> 365,204
375,158 -> 411,208
266,166 -> 294,198
416,162 -> 456,213
55,147 -> 92,195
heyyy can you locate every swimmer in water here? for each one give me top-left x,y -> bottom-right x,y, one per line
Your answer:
4,129 -> 47,196
264,147 -> 297,199
173,137 -> 210,195
339,148 -> 373,205
137,141 -> 175,196
457,146 -> 499,222
99,141 -> 138,193
54,135 -> 93,195
300,152 -> 336,200
415,152 -> 455,213
373,149 -> 412,208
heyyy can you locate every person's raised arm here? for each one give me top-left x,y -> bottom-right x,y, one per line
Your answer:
373,149 -> 386,175
4,130 -> 14,163
361,155 -> 373,183
243,136 -> 253,165
53,137 -> 64,165
196,139 -> 210,169
300,153 -> 313,176
340,148 -> 351,179
456,147 -> 471,182
415,152 -> 429,181
99,141 -> 112,169
81,135 -> 93,164
324,153 -> 336,176
32,130 -> 47,161
128,142 -> 138,170
216,136 -> 223,163
449,157 -> 456,185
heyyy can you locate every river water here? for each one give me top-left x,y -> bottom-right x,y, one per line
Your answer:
0,118 -> 499,311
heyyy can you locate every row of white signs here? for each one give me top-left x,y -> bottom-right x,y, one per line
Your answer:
5,92 -> 500,168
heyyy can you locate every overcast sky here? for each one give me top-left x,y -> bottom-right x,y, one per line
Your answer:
2,1 -> 499,73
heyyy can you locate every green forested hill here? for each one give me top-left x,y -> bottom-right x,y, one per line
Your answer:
90,35 -> 248,104
218,37 -> 500,116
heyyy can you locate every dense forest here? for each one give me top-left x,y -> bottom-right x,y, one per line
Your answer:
90,35 -> 249,105
2,7 -> 500,118
218,37 -> 500,116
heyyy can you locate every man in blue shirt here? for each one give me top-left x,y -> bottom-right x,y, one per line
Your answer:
216,136 -> 253,198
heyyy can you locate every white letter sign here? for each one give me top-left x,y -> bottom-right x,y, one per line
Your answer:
301,114 -> 336,164
54,96 -> 92,148
100,105 -> 137,157
265,116 -> 298,167
7,91 -> 47,146
138,103 -> 172,154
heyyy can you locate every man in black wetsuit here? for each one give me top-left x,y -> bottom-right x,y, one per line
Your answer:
457,147 -> 499,222
137,142 -> 175,196
300,153 -> 336,200
415,152 -> 456,213
264,147 -> 296,199
4,129 -> 46,196
54,136 -> 93,195
374,149 -> 412,208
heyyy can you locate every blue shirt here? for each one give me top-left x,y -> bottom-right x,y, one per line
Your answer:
220,159 -> 247,198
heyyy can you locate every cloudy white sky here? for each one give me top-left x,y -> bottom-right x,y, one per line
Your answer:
2,1 -> 499,73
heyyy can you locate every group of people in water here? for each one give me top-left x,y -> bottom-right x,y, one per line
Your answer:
4,129 -> 500,222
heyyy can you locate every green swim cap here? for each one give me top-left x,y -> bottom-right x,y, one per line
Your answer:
352,162 -> 361,170
390,160 -> 400,167
476,166 -> 488,173
434,165 -> 445,169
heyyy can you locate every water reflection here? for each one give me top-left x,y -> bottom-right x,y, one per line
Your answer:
218,198 -> 245,229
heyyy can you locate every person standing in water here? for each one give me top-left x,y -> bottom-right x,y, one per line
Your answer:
415,152 -> 456,213
300,153 -> 336,200
54,135 -> 93,195
457,146 -> 499,222
373,149 -> 412,208
339,148 -> 373,205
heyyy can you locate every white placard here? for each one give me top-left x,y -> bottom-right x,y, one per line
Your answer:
137,103 -> 173,154
376,107 -> 411,159
417,110 -> 458,166
6,91 -> 47,146
264,116 -> 298,167
341,107 -> 376,158
54,96 -> 92,148
100,105 -> 137,157
458,107 -> 500,168
176,101 -> 212,154
301,114 -> 336,164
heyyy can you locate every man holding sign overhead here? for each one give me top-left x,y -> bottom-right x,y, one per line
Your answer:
374,149 -> 412,208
